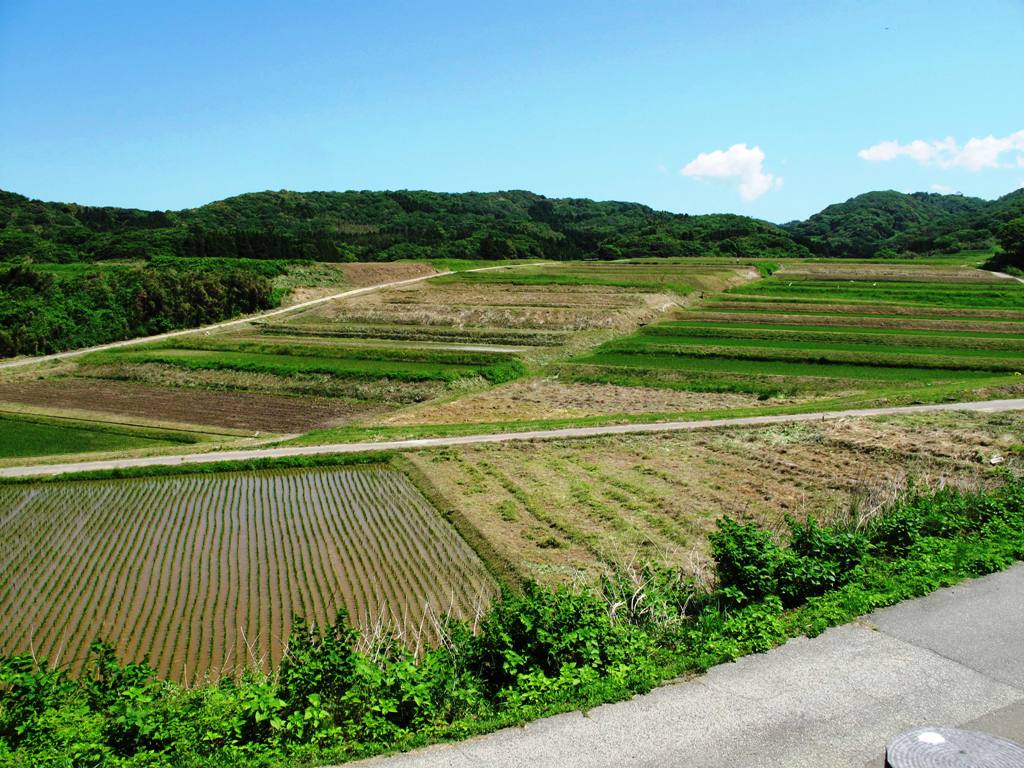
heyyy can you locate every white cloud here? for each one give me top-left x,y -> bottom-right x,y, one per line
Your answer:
681,143 -> 782,201
858,130 -> 1024,171
930,183 -> 955,194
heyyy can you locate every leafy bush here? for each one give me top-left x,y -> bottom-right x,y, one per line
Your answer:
467,584 -> 654,698
777,517 -> 868,605
709,517 -> 783,604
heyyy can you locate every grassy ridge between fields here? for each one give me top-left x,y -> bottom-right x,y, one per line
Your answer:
281,373 -> 1021,445
730,278 -> 1024,309
1,476 -> 1020,767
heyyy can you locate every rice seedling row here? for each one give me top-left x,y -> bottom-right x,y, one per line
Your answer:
0,467 -> 496,681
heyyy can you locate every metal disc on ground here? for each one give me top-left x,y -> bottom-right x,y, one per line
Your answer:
886,727 -> 1024,767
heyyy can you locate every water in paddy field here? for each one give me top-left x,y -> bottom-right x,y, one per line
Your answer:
0,467 -> 496,683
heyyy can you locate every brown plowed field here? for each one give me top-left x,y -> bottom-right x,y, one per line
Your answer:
0,379 -> 364,433
339,261 -> 438,286
0,467 -> 496,682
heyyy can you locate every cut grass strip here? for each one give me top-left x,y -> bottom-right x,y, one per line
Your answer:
657,320 -> 1024,342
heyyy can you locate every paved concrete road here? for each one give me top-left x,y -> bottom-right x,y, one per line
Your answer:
339,565 -> 1024,768
0,262 -> 545,371
2,397 -> 1023,478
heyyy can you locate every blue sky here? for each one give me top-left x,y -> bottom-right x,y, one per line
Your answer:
1,0 -> 1022,222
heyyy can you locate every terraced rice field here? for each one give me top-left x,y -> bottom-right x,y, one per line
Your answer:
32,320 -> 529,435
0,262 -> 755,445
0,467 -> 496,681
430,260 -> 751,297
561,263 -> 1024,401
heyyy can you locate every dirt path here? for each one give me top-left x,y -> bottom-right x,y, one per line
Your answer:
992,270 -> 1024,284
3,398 -> 1022,478
0,262 -> 549,371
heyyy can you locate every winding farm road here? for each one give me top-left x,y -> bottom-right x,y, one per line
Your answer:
0,262 -> 546,371
2,398 -> 1023,478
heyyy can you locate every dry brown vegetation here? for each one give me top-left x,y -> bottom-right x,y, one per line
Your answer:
338,261 -> 438,287
383,377 -> 776,426
294,280 -> 675,336
409,410 -> 1024,585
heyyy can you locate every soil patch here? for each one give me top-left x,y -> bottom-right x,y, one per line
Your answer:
0,378 -> 371,433
340,262 -> 437,287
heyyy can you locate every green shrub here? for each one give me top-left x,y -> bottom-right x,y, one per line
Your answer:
709,517 -> 783,604
777,517 -> 868,606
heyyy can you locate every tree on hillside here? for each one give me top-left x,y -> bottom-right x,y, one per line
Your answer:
996,217 -> 1024,270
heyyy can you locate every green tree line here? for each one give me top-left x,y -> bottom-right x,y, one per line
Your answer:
784,188 -> 1024,258
0,258 -> 283,357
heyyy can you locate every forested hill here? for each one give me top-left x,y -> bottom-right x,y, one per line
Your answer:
2,186 -> 1022,268
784,188 -> 1024,259
0,189 -> 808,264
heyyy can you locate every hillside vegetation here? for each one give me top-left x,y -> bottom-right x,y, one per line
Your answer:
0,188 -> 807,264
2,185 -> 1022,359
0,257 -> 284,357
785,188 -> 1024,259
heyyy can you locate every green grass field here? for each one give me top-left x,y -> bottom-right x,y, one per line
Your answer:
85,343 -> 527,384
0,415 -> 190,459
561,263 -> 1024,402
728,277 -> 1024,309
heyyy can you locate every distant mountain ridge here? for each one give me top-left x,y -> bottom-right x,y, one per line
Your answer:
0,189 -> 807,264
784,188 -> 1024,259
1,186 -> 1023,264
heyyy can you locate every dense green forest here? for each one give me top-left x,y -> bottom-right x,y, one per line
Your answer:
4,186 -> 1022,269
0,258 -> 283,357
784,188 -> 1024,259
1,185 -> 1022,358
0,188 -> 809,264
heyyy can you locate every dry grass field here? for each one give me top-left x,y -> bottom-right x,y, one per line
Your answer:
409,409 -> 1024,585
382,377 -> 776,426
